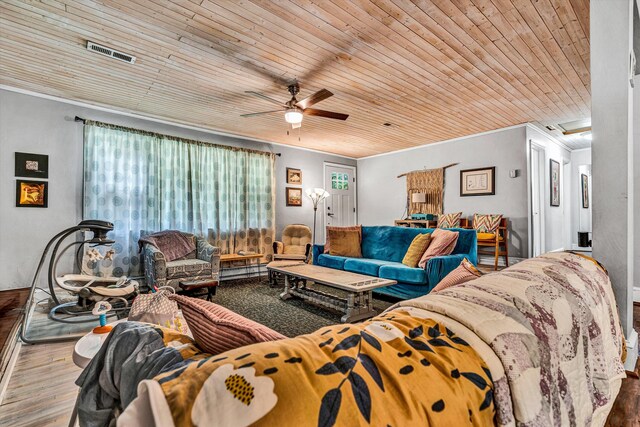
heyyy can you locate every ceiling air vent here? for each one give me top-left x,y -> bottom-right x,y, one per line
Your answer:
86,41 -> 136,64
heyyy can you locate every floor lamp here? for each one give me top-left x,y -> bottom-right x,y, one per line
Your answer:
306,188 -> 330,246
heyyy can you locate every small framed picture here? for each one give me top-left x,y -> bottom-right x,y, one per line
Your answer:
550,159 -> 560,206
15,152 -> 49,179
581,173 -> 589,208
16,179 -> 48,208
286,187 -> 302,206
286,168 -> 302,185
460,167 -> 495,196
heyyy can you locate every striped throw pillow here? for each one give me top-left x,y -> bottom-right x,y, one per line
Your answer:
437,212 -> 462,228
170,295 -> 286,355
418,228 -> 459,269
473,214 -> 503,233
402,233 -> 432,268
431,258 -> 482,292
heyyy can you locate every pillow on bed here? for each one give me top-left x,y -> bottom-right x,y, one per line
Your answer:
431,258 -> 482,292
418,228 -> 459,269
170,295 -> 286,355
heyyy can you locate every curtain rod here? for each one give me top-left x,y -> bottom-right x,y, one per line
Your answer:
397,163 -> 458,178
74,116 -> 281,157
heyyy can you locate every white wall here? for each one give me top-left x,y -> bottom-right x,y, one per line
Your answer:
526,126 -> 573,253
570,149 -> 592,250
635,74 -> 640,300
357,126 -> 529,258
0,89 -> 355,290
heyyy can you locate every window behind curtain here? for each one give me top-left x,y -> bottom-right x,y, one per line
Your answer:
83,121 -> 275,277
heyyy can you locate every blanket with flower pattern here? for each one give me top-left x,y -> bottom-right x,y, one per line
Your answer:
395,252 -> 626,426
123,311 -> 495,427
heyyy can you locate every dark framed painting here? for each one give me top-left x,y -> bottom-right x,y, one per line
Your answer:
581,173 -> 589,208
460,167 -> 495,196
286,187 -> 302,206
550,159 -> 560,206
15,152 -> 49,179
16,180 -> 48,208
286,167 -> 302,185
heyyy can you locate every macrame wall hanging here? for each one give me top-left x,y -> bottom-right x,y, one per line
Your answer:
398,163 -> 458,215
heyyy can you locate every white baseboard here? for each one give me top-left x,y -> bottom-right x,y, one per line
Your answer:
624,329 -> 639,372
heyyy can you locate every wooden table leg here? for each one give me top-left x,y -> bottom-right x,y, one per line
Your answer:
341,291 -> 378,323
280,274 -> 293,300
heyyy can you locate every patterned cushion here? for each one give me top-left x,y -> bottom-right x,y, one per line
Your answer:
473,214 -> 503,233
431,258 -> 482,292
166,259 -> 212,280
170,295 -> 286,355
437,212 -> 462,228
418,228 -> 459,269
402,233 -> 432,268
324,225 -> 361,253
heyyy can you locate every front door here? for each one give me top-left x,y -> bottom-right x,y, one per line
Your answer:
324,163 -> 357,229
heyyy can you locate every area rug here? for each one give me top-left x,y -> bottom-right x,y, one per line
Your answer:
212,277 -> 394,337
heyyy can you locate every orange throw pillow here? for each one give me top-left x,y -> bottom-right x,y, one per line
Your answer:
431,258 -> 482,292
418,228 -> 459,269
324,225 -> 362,254
328,229 -> 362,258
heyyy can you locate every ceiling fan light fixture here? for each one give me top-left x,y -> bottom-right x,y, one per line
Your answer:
284,108 -> 303,124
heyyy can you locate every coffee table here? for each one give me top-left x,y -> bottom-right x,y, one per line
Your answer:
267,262 -> 396,323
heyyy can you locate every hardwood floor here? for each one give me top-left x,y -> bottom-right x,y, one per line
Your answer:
605,302 -> 640,427
0,291 -> 638,426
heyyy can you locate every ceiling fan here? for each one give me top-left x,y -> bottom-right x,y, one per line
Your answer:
241,82 -> 349,129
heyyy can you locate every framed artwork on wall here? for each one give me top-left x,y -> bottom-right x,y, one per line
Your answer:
550,159 -> 560,207
15,152 -> 49,179
16,179 -> 48,208
286,187 -> 302,206
460,166 -> 495,196
581,173 -> 589,208
286,168 -> 302,185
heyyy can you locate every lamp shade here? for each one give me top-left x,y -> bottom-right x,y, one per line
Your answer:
411,193 -> 427,203
306,188 -> 329,207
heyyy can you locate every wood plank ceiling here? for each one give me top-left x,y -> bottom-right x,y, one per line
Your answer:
0,0 -> 590,158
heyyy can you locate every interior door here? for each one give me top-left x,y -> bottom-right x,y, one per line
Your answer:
530,144 -> 545,256
324,163 -> 356,228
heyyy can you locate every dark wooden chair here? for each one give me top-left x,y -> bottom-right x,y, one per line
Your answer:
475,218 -> 509,270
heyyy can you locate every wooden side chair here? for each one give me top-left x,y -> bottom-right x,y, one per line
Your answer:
475,217 -> 509,270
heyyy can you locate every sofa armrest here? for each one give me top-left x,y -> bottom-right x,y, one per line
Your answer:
312,244 -> 325,264
273,241 -> 284,254
142,244 -> 167,287
425,254 -> 467,290
196,238 -> 221,274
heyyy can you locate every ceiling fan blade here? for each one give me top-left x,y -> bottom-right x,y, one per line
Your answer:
241,110 -> 284,118
245,91 -> 285,107
296,89 -> 333,109
303,108 -> 349,120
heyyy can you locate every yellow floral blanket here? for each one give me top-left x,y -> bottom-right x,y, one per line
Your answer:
130,310 -> 495,426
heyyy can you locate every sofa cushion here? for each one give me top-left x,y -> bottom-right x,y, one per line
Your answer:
418,228 -> 459,269
476,232 -> 504,241
316,254 -> 348,270
328,228 -> 362,257
324,225 -> 362,254
431,258 -> 482,292
402,233 -> 432,268
379,264 -> 428,286
344,258 -> 396,276
361,226 -> 431,263
166,259 -> 212,280
171,295 -> 285,355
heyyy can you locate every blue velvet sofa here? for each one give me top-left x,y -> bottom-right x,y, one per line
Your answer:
313,226 -> 478,300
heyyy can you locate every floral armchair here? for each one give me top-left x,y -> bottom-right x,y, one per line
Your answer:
141,231 -> 221,290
